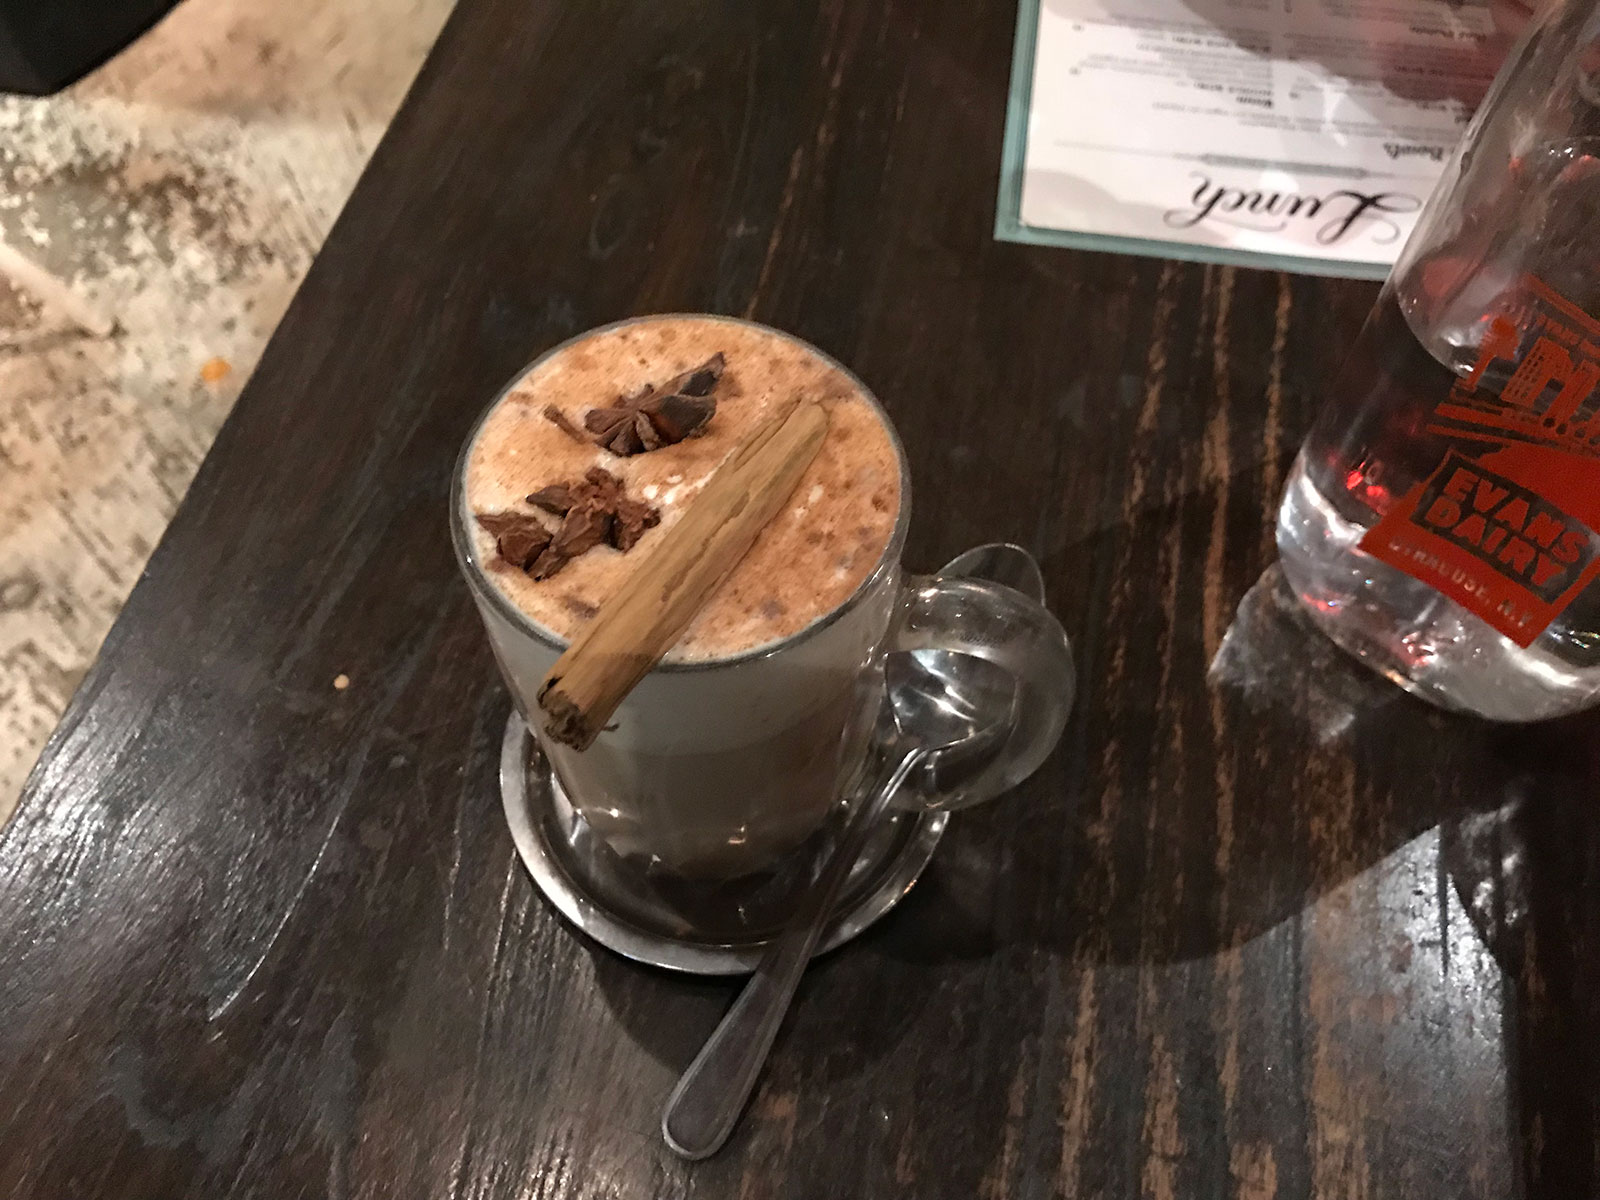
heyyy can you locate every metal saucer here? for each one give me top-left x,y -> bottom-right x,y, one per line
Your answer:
498,714 -> 947,975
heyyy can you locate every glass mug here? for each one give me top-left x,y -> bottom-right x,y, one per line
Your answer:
451,316 -> 1072,880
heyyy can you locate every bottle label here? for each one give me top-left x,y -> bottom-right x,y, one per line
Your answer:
1361,275 -> 1600,647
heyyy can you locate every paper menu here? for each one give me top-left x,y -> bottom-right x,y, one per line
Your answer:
998,0 -> 1499,277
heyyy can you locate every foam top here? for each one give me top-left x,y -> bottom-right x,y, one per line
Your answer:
462,316 -> 903,662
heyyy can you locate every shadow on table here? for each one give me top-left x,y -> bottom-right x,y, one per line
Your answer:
1440,749 -> 1600,1199
881,543 -> 1600,1194
877,558 -> 1586,972
1075,559 -> 1600,966
583,918 -> 937,1093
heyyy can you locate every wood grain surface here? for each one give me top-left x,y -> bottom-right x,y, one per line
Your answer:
1,1 -> 1596,1197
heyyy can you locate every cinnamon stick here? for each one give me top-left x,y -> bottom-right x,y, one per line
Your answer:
537,399 -> 830,749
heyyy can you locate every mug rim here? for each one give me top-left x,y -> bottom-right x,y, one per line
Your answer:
449,312 -> 913,674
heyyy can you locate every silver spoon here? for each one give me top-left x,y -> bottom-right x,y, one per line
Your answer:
661,649 -> 1021,1161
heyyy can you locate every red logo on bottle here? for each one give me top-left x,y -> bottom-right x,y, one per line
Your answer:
1363,277 -> 1600,646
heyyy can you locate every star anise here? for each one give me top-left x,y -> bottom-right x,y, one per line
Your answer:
520,467 -> 660,578
475,510 -> 553,572
579,352 -> 726,456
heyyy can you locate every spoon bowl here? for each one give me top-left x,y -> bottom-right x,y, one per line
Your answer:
888,649 -> 1022,797
893,575 -> 1075,810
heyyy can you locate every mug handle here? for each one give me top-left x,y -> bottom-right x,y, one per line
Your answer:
886,571 -> 1075,810
936,541 -> 1046,603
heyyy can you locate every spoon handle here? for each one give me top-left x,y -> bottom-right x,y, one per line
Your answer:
661,749 -> 925,1160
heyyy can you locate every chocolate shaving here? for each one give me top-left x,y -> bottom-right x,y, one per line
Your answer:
527,484 -> 575,515
612,497 -> 659,551
475,511 -> 553,572
539,505 -> 611,576
583,353 -> 725,456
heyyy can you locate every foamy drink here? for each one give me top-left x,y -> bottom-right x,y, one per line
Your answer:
454,315 -> 906,878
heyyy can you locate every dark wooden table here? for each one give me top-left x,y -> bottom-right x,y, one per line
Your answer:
3,1 -> 1596,1196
